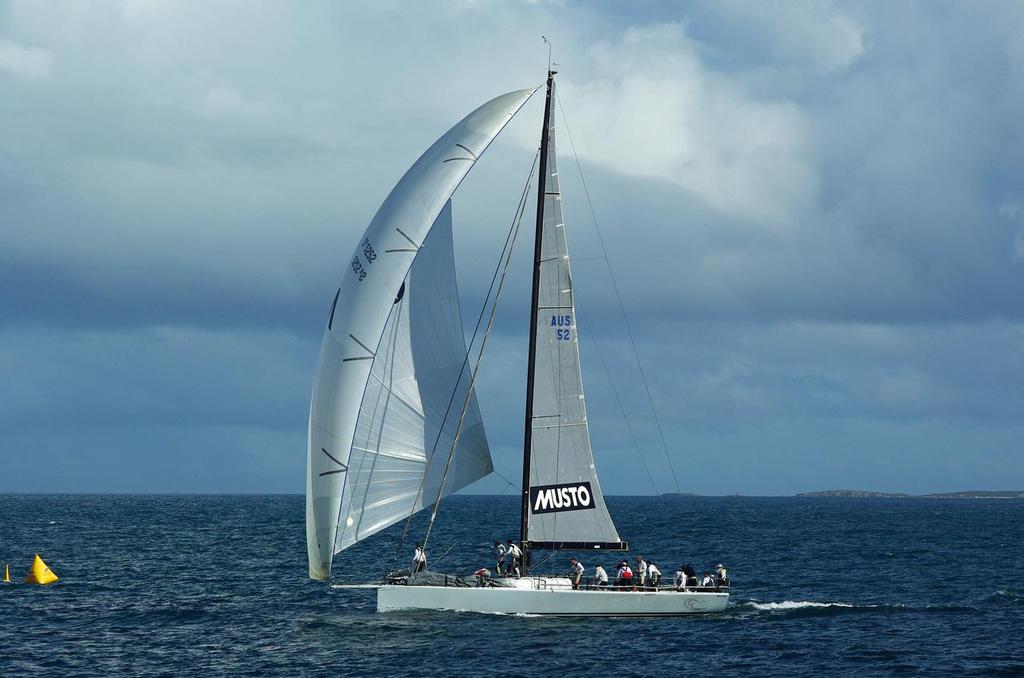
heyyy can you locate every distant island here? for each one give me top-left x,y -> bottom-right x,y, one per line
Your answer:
798,489 -> 1024,499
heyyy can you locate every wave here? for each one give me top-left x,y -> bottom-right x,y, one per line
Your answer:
744,600 -> 859,611
737,598 -> 983,618
991,589 -> 1021,605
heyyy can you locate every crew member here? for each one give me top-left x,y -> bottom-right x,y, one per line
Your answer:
647,562 -> 662,588
474,567 -> 491,587
635,555 -> 648,586
507,540 -> 523,578
715,563 -> 729,586
569,557 -> 584,590
615,561 -> 633,589
682,562 -> 697,587
494,541 -> 506,575
700,572 -> 715,587
674,565 -> 687,591
412,543 -> 427,573
594,564 -> 609,588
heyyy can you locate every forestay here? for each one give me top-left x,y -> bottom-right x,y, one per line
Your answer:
526,81 -> 623,548
307,88 -> 536,580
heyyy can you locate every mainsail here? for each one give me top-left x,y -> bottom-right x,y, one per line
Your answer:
307,88 -> 536,580
524,80 -> 624,549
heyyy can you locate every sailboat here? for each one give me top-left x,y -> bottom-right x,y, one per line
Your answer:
306,70 -> 729,616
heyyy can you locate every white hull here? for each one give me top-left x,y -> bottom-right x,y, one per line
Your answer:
377,582 -> 729,616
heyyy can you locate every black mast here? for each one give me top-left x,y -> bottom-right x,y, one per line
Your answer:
520,70 -> 555,574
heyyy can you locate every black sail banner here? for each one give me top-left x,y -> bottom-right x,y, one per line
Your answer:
530,482 -> 596,515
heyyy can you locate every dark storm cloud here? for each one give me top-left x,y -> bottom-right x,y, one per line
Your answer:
2,1 -> 1022,493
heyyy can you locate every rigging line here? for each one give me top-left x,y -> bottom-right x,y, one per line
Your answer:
581,310 -> 658,494
421,157 -> 534,554
392,150 -> 541,562
492,468 -> 518,493
555,90 -> 682,495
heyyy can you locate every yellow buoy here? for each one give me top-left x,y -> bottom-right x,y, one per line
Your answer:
24,554 -> 58,585
2,562 -> 10,583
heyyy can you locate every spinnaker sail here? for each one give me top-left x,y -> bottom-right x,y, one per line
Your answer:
334,201 -> 492,553
307,88 -> 535,580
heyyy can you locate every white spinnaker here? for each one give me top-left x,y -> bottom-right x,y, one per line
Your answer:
334,201 -> 492,553
307,88 -> 536,580
527,81 -> 621,546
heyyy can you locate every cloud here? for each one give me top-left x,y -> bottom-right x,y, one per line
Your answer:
1,1 -> 1023,494
518,22 -> 818,227
0,38 -> 51,78
708,0 -> 867,75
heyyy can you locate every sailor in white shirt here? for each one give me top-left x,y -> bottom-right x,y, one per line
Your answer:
411,543 -> 427,573
674,566 -> 686,591
569,557 -> 584,589
506,540 -> 523,577
700,572 -> 715,587
594,565 -> 609,587
647,562 -> 662,587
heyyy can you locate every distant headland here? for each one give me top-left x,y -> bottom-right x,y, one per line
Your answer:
797,490 -> 1024,499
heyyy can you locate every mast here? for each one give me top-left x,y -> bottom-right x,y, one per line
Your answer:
520,69 -> 555,572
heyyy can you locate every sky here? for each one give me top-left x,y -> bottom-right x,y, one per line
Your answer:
1,0 -> 1022,495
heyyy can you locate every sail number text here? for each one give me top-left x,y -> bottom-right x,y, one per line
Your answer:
351,237 -> 378,282
551,314 -> 572,341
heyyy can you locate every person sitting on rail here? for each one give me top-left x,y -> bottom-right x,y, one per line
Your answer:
647,562 -> 662,588
700,572 -> 715,587
593,564 -> 609,588
615,561 -> 633,589
569,557 -> 585,590
635,555 -> 648,587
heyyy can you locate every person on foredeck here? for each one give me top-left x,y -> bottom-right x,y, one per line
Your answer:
647,562 -> 662,588
674,565 -> 687,591
569,557 -> 584,590
506,540 -> 523,578
635,555 -> 648,586
412,543 -> 427,573
615,561 -> 633,589
594,565 -> 609,588
494,541 -> 506,575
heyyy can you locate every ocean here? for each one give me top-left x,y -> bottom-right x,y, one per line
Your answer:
2,494 -> 1022,676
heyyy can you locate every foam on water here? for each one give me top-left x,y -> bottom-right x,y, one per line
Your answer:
746,600 -> 858,611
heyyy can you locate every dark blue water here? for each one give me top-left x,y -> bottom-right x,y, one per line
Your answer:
2,495 -> 1022,676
